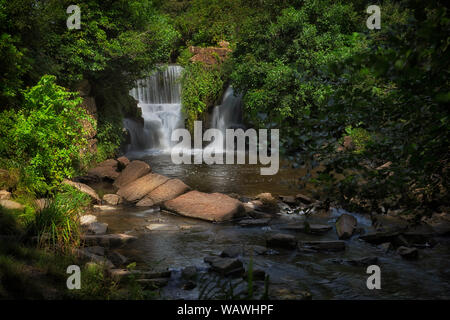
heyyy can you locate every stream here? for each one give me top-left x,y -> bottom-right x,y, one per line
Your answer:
92,153 -> 450,300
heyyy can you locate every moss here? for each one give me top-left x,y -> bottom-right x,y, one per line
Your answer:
180,62 -> 230,132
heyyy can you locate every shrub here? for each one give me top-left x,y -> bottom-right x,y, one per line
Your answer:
0,75 -> 93,196
27,185 -> 90,252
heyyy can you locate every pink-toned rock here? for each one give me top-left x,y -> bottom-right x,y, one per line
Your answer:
63,179 -> 100,203
113,160 -> 151,189
163,191 -> 245,222
146,179 -> 190,205
117,173 -> 169,202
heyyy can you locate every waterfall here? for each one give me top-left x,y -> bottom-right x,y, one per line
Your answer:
125,65 -> 184,153
205,86 -> 244,153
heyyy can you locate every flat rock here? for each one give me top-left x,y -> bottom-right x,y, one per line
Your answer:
402,230 -> 435,246
0,190 -> 11,200
397,246 -> 419,260
81,234 -> 137,248
62,179 -> 100,203
336,214 -> 357,239
146,223 -> 179,231
266,234 -> 297,249
75,249 -> 114,269
238,218 -> 270,227
98,159 -> 118,167
244,245 -> 279,256
0,199 -> 25,210
113,160 -> 151,189
117,173 -> 169,202
145,178 -> 190,205
281,223 -> 331,235
206,257 -> 244,276
220,246 -> 243,258
299,241 -> 346,252
80,215 -> 97,226
103,194 -> 122,206
164,191 -> 245,222
87,165 -> 119,180
93,205 -> 117,211
85,222 -> 108,235
360,230 -> 401,244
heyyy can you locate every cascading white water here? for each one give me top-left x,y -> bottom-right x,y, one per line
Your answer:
126,65 -> 184,153
205,86 -> 244,153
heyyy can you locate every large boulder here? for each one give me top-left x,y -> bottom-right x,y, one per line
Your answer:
163,191 -> 245,222
117,173 -> 169,202
62,179 -> 100,203
335,214 -> 357,239
138,178 -> 190,206
113,160 -> 151,189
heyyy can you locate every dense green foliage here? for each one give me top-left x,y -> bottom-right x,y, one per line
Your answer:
228,0 -> 449,213
0,76 -> 91,195
0,0 -> 179,194
181,63 -> 227,132
29,185 -> 91,251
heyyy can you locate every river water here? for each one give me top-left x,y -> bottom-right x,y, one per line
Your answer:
93,153 -> 450,300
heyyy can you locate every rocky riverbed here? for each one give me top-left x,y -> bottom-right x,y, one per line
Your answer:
68,155 -> 450,300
